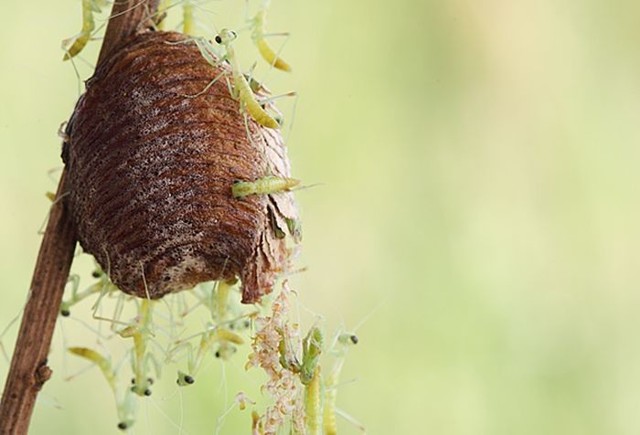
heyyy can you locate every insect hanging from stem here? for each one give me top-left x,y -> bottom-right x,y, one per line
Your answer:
249,0 -> 292,72
59,266 -> 118,317
323,333 -> 360,435
68,347 -> 137,430
171,280 -> 250,385
173,324 -> 245,385
62,0 -> 109,60
118,299 -> 158,397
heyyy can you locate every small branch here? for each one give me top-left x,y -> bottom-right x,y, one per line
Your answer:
0,1 -> 159,433
0,171 -> 76,435
98,0 -> 161,66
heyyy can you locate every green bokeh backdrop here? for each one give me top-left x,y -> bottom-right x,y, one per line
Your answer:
2,0 -> 640,433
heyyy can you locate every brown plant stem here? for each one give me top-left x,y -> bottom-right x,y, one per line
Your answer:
0,172 -> 76,435
0,1 -> 159,433
97,0 -> 161,66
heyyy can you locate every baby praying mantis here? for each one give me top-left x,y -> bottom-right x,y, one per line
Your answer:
68,347 -> 137,430
68,347 -> 117,389
277,325 -> 364,434
300,327 -> 324,434
172,280 -> 249,385
274,325 -> 325,434
300,326 -> 324,385
59,266 -> 119,317
323,333 -> 360,435
62,0 -> 109,60
118,299 -> 157,397
276,325 -> 323,382
173,325 -> 245,386
232,175 -> 300,198
185,29 -> 295,128
249,0 -> 292,72
305,365 -> 322,435
214,29 -> 281,129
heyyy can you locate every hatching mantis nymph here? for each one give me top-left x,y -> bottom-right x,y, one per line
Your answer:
276,325 -> 324,433
173,325 -> 245,386
301,327 -> 324,434
249,0 -> 292,72
62,0 -> 109,60
59,266 -> 118,317
214,29 -> 281,129
118,299 -> 157,397
171,280 -> 250,385
67,347 -> 137,430
232,175 -> 300,198
181,30 -> 295,128
323,333 -> 360,434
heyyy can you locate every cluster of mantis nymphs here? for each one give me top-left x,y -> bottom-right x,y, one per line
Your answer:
59,1 -> 364,433
60,264 -> 362,433
62,0 -> 301,199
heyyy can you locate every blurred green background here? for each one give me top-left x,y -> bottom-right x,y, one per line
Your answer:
2,0 -> 640,433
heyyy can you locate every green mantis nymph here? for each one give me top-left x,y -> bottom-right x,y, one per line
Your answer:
232,175 -> 300,198
62,0 -> 109,60
214,28 -> 281,129
249,0 -> 292,71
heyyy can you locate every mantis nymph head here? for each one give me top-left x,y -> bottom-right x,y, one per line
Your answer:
215,29 -> 238,47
